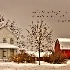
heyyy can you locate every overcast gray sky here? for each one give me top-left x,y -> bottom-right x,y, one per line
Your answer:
0,0 -> 70,42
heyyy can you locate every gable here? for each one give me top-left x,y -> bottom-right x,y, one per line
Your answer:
0,27 -> 17,39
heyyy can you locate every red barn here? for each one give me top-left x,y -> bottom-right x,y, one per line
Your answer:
54,39 -> 70,59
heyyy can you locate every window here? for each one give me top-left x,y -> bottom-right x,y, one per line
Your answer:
3,38 -> 7,43
3,50 -> 6,57
10,38 -> 14,44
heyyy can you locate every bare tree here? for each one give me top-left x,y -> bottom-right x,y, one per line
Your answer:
26,20 -> 53,65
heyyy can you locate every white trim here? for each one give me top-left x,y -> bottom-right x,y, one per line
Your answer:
0,43 -> 18,49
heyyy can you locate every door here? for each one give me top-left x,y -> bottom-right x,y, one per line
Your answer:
10,49 -> 14,56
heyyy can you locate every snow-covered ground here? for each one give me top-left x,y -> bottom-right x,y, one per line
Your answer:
0,61 -> 70,70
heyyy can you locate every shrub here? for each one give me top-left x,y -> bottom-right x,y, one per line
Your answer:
9,51 -> 36,63
43,52 -> 67,64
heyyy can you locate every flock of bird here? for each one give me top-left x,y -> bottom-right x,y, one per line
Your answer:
32,10 -> 70,22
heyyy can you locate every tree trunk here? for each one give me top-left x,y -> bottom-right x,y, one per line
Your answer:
39,44 -> 40,65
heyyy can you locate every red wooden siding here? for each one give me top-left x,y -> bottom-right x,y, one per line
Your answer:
55,39 -> 70,59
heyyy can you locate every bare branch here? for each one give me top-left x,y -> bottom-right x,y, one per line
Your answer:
26,20 -> 53,51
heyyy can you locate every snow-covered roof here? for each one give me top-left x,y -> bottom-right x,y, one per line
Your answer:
0,43 -> 18,49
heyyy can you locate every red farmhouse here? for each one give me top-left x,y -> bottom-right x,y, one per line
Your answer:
54,39 -> 70,59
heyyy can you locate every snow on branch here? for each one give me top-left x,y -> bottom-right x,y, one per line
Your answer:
26,20 -> 54,52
